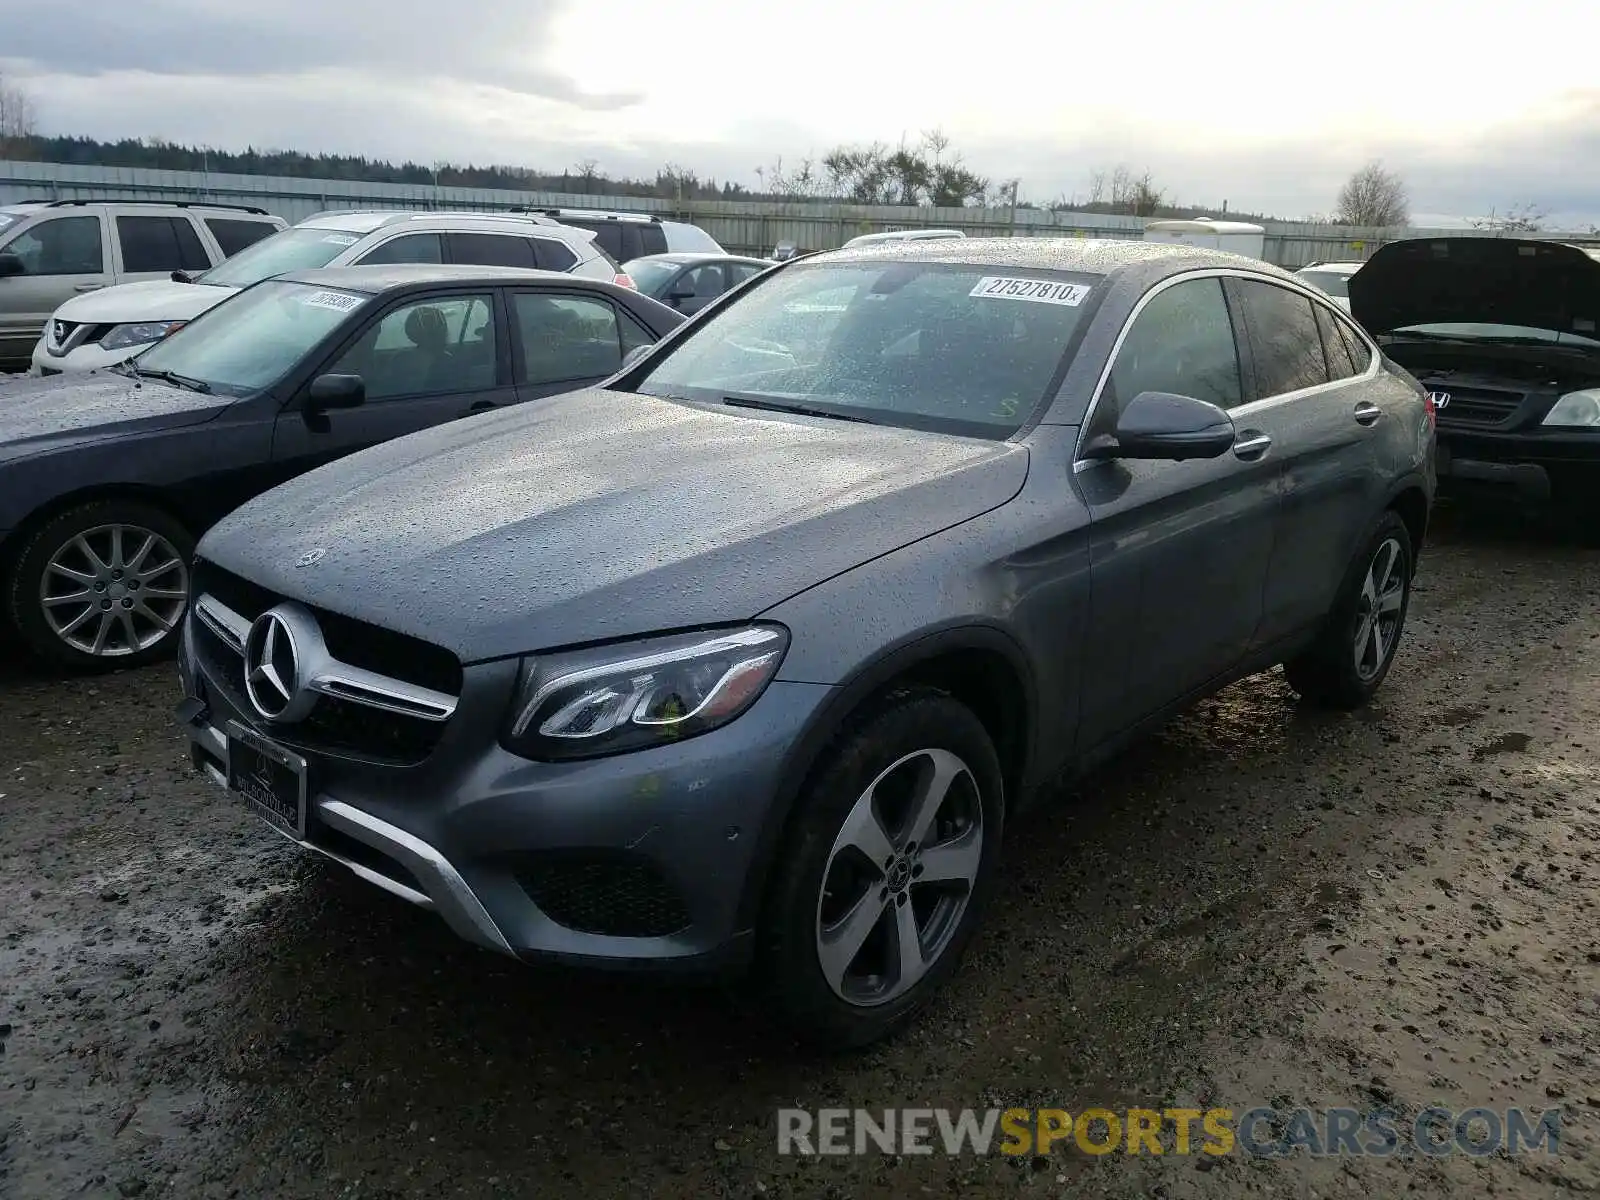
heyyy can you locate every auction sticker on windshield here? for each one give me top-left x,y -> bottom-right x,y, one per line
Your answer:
300,290 -> 365,313
321,234 -> 360,246
970,277 -> 1090,306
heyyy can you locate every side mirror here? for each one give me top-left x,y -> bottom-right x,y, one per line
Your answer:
0,253 -> 24,279
1081,390 -> 1236,462
170,269 -> 193,284
306,372 -> 366,412
620,344 -> 651,370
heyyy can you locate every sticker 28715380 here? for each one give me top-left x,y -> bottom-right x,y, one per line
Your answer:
969,277 -> 1091,306
299,290 -> 365,313
321,233 -> 360,246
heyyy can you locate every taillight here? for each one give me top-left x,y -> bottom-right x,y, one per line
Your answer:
1422,389 -> 1437,429
614,273 -> 636,289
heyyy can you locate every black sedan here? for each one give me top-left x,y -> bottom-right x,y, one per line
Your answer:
0,264 -> 684,670
621,253 -> 773,314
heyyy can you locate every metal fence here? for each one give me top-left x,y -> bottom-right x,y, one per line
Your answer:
3,158 -> 1595,267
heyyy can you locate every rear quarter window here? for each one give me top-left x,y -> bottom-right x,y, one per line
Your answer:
206,218 -> 280,257
533,237 -> 578,271
638,224 -> 669,256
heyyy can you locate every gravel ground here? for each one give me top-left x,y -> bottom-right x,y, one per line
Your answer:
2,502 -> 1599,1199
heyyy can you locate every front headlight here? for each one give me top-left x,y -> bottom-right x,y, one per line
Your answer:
502,625 -> 789,761
99,321 -> 184,351
1541,389 -> 1600,428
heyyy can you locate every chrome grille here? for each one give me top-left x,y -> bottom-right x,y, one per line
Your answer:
1433,385 -> 1524,428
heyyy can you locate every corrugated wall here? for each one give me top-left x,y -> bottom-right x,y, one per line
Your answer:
2,159 -> 1591,266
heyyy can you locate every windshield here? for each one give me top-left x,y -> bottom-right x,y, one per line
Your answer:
1389,321 -> 1600,350
196,226 -> 365,288
1297,270 -> 1352,298
134,280 -> 368,395
634,261 -> 1102,437
621,258 -> 682,295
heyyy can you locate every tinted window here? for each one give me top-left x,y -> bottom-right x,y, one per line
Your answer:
117,216 -> 192,273
637,262 -> 1098,437
514,293 -> 625,385
356,233 -> 443,265
620,310 -> 655,355
329,294 -> 496,400
639,225 -> 669,256
206,218 -> 279,257
173,219 -> 211,271
533,237 -> 577,272
1235,280 -> 1332,397
679,263 -> 727,299
1338,320 -> 1373,371
449,232 -> 536,269
1314,303 -> 1358,380
576,222 -> 624,262
2,216 -> 103,275
1109,277 -> 1242,412
729,262 -> 764,285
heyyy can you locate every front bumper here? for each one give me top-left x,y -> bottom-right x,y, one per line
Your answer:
30,337 -> 151,376
176,621 -> 834,973
1437,426 -> 1600,502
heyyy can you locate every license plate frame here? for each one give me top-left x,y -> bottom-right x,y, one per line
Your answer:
225,720 -> 309,840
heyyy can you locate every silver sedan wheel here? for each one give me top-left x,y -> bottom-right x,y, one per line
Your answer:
1353,535 -> 1405,682
815,747 -> 984,1007
38,523 -> 189,657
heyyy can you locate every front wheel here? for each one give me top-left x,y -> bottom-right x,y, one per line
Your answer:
758,689 -> 1005,1050
1284,510 -> 1414,709
7,500 -> 194,672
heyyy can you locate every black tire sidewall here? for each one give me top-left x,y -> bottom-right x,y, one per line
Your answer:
758,688 -> 1005,1050
8,500 -> 195,672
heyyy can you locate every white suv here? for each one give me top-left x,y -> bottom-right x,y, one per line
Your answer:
30,210 -> 619,374
0,200 -> 286,371
1293,261 -> 1364,312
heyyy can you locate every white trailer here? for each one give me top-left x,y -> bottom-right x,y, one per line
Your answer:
1142,217 -> 1267,259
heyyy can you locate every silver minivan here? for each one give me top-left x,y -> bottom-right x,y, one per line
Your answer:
0,200 -> 286,370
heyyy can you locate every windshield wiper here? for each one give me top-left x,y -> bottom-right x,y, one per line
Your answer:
722,395 -> 875,424
133,367 -> 212,394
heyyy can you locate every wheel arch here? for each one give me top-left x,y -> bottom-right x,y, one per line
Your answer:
0,484 -> 193,584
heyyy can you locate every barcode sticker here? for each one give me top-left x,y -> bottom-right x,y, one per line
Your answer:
299,290 -> 364,312
969,277 -> 1091,306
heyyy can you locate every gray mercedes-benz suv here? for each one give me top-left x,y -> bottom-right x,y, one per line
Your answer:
176,238 -> 1435,1049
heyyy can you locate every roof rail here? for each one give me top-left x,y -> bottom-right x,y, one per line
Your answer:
36,198 -> 273,216
512,206 -> 663,224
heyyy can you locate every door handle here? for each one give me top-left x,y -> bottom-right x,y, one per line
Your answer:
1232,430 -> 1272,461
1353,401 -> 1383,426
73,283 -> 105,292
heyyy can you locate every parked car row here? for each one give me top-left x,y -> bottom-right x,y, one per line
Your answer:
6,219 -> 1591,1050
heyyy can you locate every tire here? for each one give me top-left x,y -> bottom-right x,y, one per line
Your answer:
1284,510 -> 1414,709
7,499 -> 194,673
758,688 -> 1005,1051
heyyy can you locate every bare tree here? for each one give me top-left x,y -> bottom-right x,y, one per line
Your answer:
574,158 -> 600,194
1471,201 -> 1547,234
1335,161 -> 1409,227
0,73 -> 39,154
1085,170 -> 1108,207
756,155 -> 829,200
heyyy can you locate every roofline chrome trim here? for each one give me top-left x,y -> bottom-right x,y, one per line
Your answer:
1071,266 -> 1383,467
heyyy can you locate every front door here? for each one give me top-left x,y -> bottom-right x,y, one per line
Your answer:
0,214 -> 108,364
269,289 -> 515,482
1074,274 -> 1281,751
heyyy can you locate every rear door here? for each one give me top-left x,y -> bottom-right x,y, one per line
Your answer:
1074,273 -> 1279,750
445,231 -> 538,270
509,288 -> 656,401
269,288 -> 514,480
0,213 -> 110,363
112,214 -> 212,282
1225,277 -> 1382,646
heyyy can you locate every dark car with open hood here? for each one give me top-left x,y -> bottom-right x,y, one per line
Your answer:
0,264 -> 683,670
1348,236 -> 1600,505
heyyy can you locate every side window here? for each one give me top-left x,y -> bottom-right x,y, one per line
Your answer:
327,294 -> 496,400
729,263 -> 763,285
639,225 -> 669,256
448,232 -> 536,270
1337,318 -> 1373,373
1235,280 -> 1333,398
582,223 -> 624,263
532,237 -> 577,272
117,216 -> 192,273
355,233 -> 444,266
1314,303 -> 1358,380
1108,277 -> 1243,413
514,293 -> 625,385
619,310 -> 655,356
173,219 -> 211,271
680,263 -> 727,299
206,218 -> 278,257
2,216 -> 104,275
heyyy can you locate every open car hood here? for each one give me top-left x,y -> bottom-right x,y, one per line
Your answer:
1348,237 -> 1600,340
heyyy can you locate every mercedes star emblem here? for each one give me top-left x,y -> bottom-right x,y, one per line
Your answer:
244,606 -> 318,722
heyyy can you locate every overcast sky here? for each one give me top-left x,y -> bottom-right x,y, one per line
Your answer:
2,0 -> 1597,227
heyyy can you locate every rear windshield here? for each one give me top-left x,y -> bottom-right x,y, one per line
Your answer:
621,258 -> 681,294
197,226 -> 362,288
635,261 -> 1102,438
1296,270 -> 1352,298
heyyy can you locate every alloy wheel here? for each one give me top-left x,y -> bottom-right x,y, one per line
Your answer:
814,747 -> 984,1007
1352,535 -> 1405,682
38,523 -> 189,658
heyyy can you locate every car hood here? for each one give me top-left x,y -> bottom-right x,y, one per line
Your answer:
0,371 -> 227,457
51,279 -> 239,325
200,389 -> 1030,662
1348,237 -> 1600,338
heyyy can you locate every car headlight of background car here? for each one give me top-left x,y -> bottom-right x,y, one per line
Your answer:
503,625 -> 789,761
99,321 -> 185,351
1541,389 -> 1600,428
